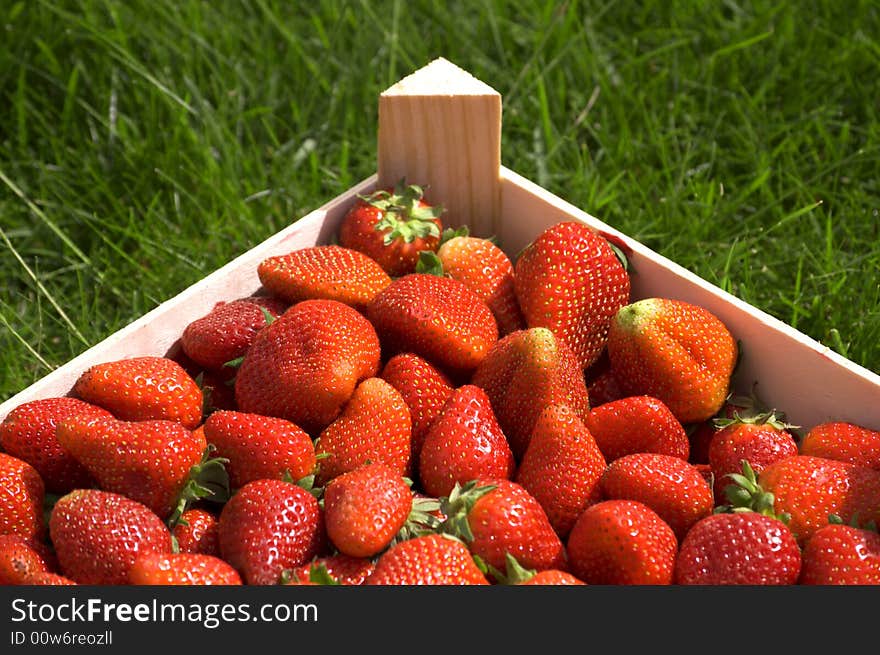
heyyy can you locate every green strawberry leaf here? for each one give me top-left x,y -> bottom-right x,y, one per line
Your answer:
415,251 -> 444,276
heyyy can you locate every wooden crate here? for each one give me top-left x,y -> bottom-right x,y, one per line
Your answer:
1,58 -> 878,432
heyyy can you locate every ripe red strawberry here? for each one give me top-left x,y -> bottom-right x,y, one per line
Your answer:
0,452 -> 45,541
515,404 -> 606,538
218,479 -> 323,585
235,299 -> 381,434
566,499 -> 677,585
607,298 -> 738,423
515,221 -> 630,370
314,377 -> 412,485
338,182 -> 443,277
73,356 -> 203,429
708,412 -> 799,502
599,453 -> 713,541
202,410 -> 315,488
49,489 -> 172,585
800,421 -> 880,471
380,352 -> 454,462
674,512 -> 801,585
323,463 -> 412,558
258,245 -> 391,310
55,415 -> 208,518
367,273 -> 498,375
173,508 -> 220,556
493,554 -> 585,585
418,385 -> 515,498
0,397 -> 110,493
585,395 -> 689,462
799,523 -> 880,585
26,572 -> 78,585
758,455 -> 880,542
421,234 -> 525,335
0,535 -> 54,584
440,479 -> 567,573
472,327 -> 590,459
180,296 -> 288,371
129,552 -> 242,585
365,534 -> 489,585
285,554 -> 375,586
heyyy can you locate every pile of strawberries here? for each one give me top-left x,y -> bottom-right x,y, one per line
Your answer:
1,181 -> 879,586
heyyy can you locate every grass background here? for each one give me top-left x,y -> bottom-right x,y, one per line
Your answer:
1,0 -> 878,403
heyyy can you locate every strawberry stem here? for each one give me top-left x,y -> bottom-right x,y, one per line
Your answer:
437,480 -> 497,543
166,444 -> 230,530
358,179 -> 444,245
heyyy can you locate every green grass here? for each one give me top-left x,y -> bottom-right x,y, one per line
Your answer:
1,0 -> 878,403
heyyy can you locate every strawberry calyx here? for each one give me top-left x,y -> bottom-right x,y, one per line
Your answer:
392,495 -> 444,544
166,444 -> 230,531
714,460 -> 791,524
280,562 -> 341,585
358,180 -> 443,246
437,480 -> 497,543
713,409 -> 798,432
415,251 -> 444,277
489,553 -> 537,585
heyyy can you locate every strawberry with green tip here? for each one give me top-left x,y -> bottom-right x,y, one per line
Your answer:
365,534 -> 489,585
585,395 -> 690,462
799,522 -> 880,585
800,421 -> 880,471
0,452 -> 45,541
129,552 -> 242,585
493,553 -> 585,586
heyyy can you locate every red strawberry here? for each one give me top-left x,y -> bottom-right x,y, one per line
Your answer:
599,453 -> 713,541
129,552 -> 242,585
440,479 -> 567,573
173,508 -> 220,556
338,182 -> 443,277
566,499 -> 678,585
49,489 -> 172,585
515,404 -> 606,538
314,377 -> 411,485
258,245 -> 391,310
472,327 -> 590,459
0,535 -> 54,584
365,534 -> 489,585
366,273 -> 498,375
180,296 -> 288,371
26,572 -> 78,585
285,554 -> 376,586
380,352 -> 454,462
235,299 -> 381,434
0,397 -> 110,493
55,415 -> 208,518
0,452 -> 45,541
418,385 -> 515,498
218,479 -> 323,585
422,234 -> 525,335
202,410 -> 315,488
800,421 -> 880,471
73,356 -> 203,429
674,512 -> 801,585
607,298 -> 738,423
323,463 -> 412,558
493,554 -> 585,586
585,395 -> 689,462
515,221 -> 630,370
799,523 -> 880,585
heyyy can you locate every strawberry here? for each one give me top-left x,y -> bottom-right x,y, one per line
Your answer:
0,452 -> 45,541
129,552 -> 242,585
0,535 -> 54,584
585,395 -> 689,462
419,233 -> 525,335
418,385 -> 515,498
514,221 -> 630,370
708,411 -> 799,502
599,453 -> 713,541
799,523 -> 880,585
607,298 -> 738,424
472,327 -> 590,459
800,421 -> 880,471
566,499 -> 678,585
338,181 -> 443,277
515,404 -> 606,538
380,352 -> 455,462
55,415 -> 209,518
674,512 -> 801,585
202,410 -> 315,489
180,296 -> 288,371
49,489 -> 172,585
365,534 -> 489,585
585,366 -> 624,408
218,478 -> 324,585
284,554 -> 375,586
366,273 -> 498,375
258,245 -> 391,310
27,572 -> 78,585
0,397 -> 110,493
439,479 -> 567,573
323,463 -> 412,558
73,356 -> 203,429
173,508 -> 220,556
493,554 -> 585,586
314,377 -> 412,485
235,299 -> 381,434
